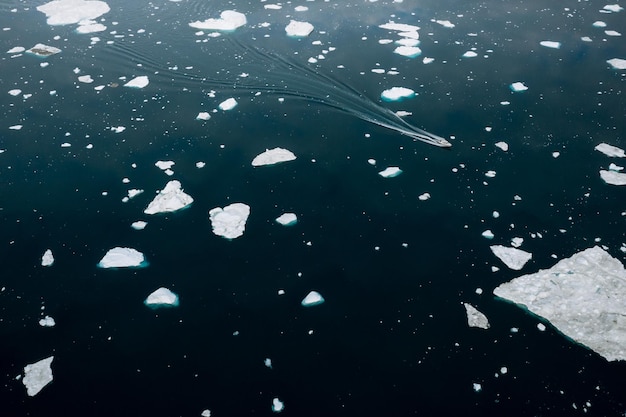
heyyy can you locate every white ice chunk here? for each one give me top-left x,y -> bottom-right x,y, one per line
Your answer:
189,10 -> 247,31
494,246 -> 626,361
131,220 -> 147,230
23,356 -> 54,396
490,245 -> 532,270
123,75 -> 149,88
144,287 -> 179,308
272,398 -> 285,413
41,249 -> 54,266
600,170 -> 626,185
275,213 -> 298,226
301,291 -> 325,307
435,19 -> 455,28
609,163 -> 624,171
482,230 -> 494,239
379,22 -> 420,32
201,410 -> 211,417
196,112 -> 211,121
418,192 -> 431,201
97,247 -> 146,268
605,30 -> 621,36
510,82 -> 528,92
209,203 -> 251,239
36,0 -> 110,25
381,86 -> 415,101
462,51 -> 478,58
9,125 -> 23,130
144,180 -> 193,214
607,58 -> 626,69
264,358 -> 273,369
8,89 -> 22,96
252,147 -> 296,166
540,40 -> 561,49
393,45 -> 422,58
593,21 -> 607,27
26,43 -> 61,57
463,303 -> 490,329
285,20 -> 314,37
7,46 -> 25,54
604,4 -> 624,12
76,21 -> 106,33
495,141 -> 509,151
39,316 -> 56,327
78,74 -> 93,83
218,97 -> 237,111
595,142 -> 625,157
155,160 -> 175,170
378,166 -> 403,178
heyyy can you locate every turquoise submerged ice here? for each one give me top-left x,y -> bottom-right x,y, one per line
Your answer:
144,288 -> 180,308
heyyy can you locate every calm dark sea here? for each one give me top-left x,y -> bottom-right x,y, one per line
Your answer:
1,0 -> 625,416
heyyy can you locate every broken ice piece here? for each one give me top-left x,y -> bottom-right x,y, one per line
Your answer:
285,20 -> 314,37
495,141 -> 509,151
595,142 -> 625,157
463,303 -> 490,329
380,86 -> 415,102
607,58 -> 626,70
272,397 -> 285,413
97,247 -> 147,268
144,287 -> 179,308
189,10 -> 247,31
131,221 -> 147,230
378,166 -> 402,178
23,356 -> 54,396
481,230 -> 494,239
26,43 -> 61,57
600,170 -> 626,185
38,316 -> 56,327
41,249 -> 54,266
275,213 -> 298,226
490,245 -> 532,270
510,82 -> 528,92
123,75 -> 149,88
144,180 -> 193,214
252,147 -> 296,166
196,112 -> 211,121
209,203 -> 250,239
301,291 -> 324,307
218,97 -> 237,111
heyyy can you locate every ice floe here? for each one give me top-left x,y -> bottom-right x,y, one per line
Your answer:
272,397 -> 285,413
393,46 -> 422,58
7,46 -> 25,54
97,247 -> 146,268
285,20 -> 314,37
124,76 -> 149,89
600,170 -> 626,185
378,166 -> 402,178
490,245 -> 532,270
301,291 -> 325,307
463,303 -> 490,329
8,89 -> 22,96
603,4 -> 624,12
494,246 -> 626,361
196,112 -> 211,121
482,230 -> 494,239
381,87 -> 415,101
252,147 -> 296,166
26,43 -> 61,57
36,0 -> 110,27
39,316 -> 56,327
495,141 -> 509,152
607,58 -> 626,69
209,203 -> 250,239
41,249 -> 54,266
144,180 -> 193,214
595,142 -> 625,157
144,287 -> 179,308
131,220 -> 147,230
23,356 -> 54,396
379,22 -> 420,33
434,19 -> 455,28
275,213 -> 298,226
218,97 -> 237,111
189,10 -> 246,31
462,51 -> 478,58
418,192 -> 431,201
510,82 -> 528,92
540,41 -> 561,49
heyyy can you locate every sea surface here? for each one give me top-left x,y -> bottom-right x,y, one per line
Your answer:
1,0 -> 626,416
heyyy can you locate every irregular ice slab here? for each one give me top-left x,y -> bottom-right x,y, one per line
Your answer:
75,21 -> 106,33
26,43 -> 61,57
435,19 -> 455,28
23,356 -> 54,396
495,141 -> 509,151
494,246 -> 626,361
540,40 -> 561,49
7,46 -> 26,54
285,20 -> 314,37
218,97 -> 237,111
196,112 -> 211,121
490,245 -> 532,270
600,169 -> 626,185
595,142 -> 625,157
604,4 -> 624,12
144,287 -> 179,308
131,220 -> 147,230
379,22 -> 420,32
393,46 -> 422,58
301,291 -> 325,307
209,203 -> 250,239
381,87 -> 415,102
97,247 -> 146,268
462,51 -> 478,58
378,166 -> 402,178
189,10 -> 247,31
144,180 -> 193,214
41,249 -> 54,266
124,76 -> 149,88
36,0 -> 109,25
252,147 -> 296,166
8,89 -> 22,96
272,397 -> 285,413
463,303 -> 490,329
39,316 -> 56,327
510,82 -> 528,92
607,58 -> 626,69
275,213 -> 298,226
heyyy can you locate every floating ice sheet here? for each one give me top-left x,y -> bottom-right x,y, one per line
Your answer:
209,203 -> 250,239
393,46 -> 421,58
301,291 -> 324,307
23,356 -> 54,396
189,10 -> 246,31
39,316 -> 56,327
607,58 -> 626,69
494,246 -> 626,361
26,43 -> 61,57
275,213 -> 298,226
252,147 -> 296,166
379,22 -> 420,32
540,40 -> 561,49
463,303 -> 490,329
144,180 -> 193,214
97,247 -> 146,268
36,0 -> 110,26
218,97 -> 237,111
510,82 -> 528,92
41,249 -> 54,266
490,245 -> 532,270
378,166 -> 402,178
196,112 -> 211,121
144,287 -> 179,308
381,87 -> 415,102
600,170 -> 626,185
595,142 -> 625,157
124,76 -> 149,89
285,20 -> 314,37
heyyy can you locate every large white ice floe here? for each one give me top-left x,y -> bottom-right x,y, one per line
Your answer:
510,82 -> 528,92
26,44 -> 61,57
595,142 -> 625,157
285,20 -> 314,37
490,245 -> 532,270
36,0 -> 110,26
301,291 -> 325,307
381,87 -> 415,102
607,58 -> 626,69
494,246 -> 626,361
272,397 -> 285,413
209,203 -> 250,239
144,287 -> 179,308
189,10 -> 246,31
23,356 -> 54,396
41,249 -> 54,266
252,147 -> 296,166
600,169 -> 626,185
144,180 -> 193,214
463,303 -> 490,329
275,213 -> 298,226
97,247 -> 146,268
393,46 -> 422,58
124,76 -> 149,89
378,166 -> 402,178
218,97 -> 237,111
539,40 -> 562,49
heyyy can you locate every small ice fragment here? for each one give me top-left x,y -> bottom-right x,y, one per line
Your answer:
593,21 -> 607,27
367,159 -> 376,165
435,19 -> 455,28
485,170 -> 496,178
26,43 -> 61,57
393,46 -> 422,58
97,247 -> 146,268
264,358 -> 272,369
605,30 -> 621,36
607,58 -> 626,69
595,143 -> 625,157
189,10 -> 247,31
9,125 -> 23,130
155,160 -> 175,170
209,203 -> 251,239
124,76 -> 149,88
609,163 -> 624,171
301,291 -> 325,307
537,323 -> 546,331
218,97 -> 237,111
144,180 -> 193,214
7,46 -> 25,54
8,89 -> 22,96
78,74 -> 93,83
285,20 -> 314,37
275,213 -> 298,226
144,287 -> 179,308
196,161 -> 206,168
552,151 -> 560,158
196,112 -> 211,121
379,22 -> 420,32
490,245 -> 532,270
492,211 -> 500,218
510,82 -> 528,92
423,57 -> 435,64
473,383 -> 482,393
418,192 -> 431,201
201,410 -> 211,417
378,166 -> 402,178
110,126 -> 125,133
251,147 -> 296,166
511,237 -> 524,248
482,230 -> 494,239
131,221 -> 147,230
36,0 -> 110,26
76,21 -> 106,34
462,51 -> 478,58
540,41 -> 561,49
381,87 -> 415,101
603,4 -> 624,12
23,356 -> 54,396
39,316 -> 55,327
272,398 -> 285,413
600,170 -> 626,185
495,141 -> 509,151
41,249 -> 54,266
463,303 -> 490,329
